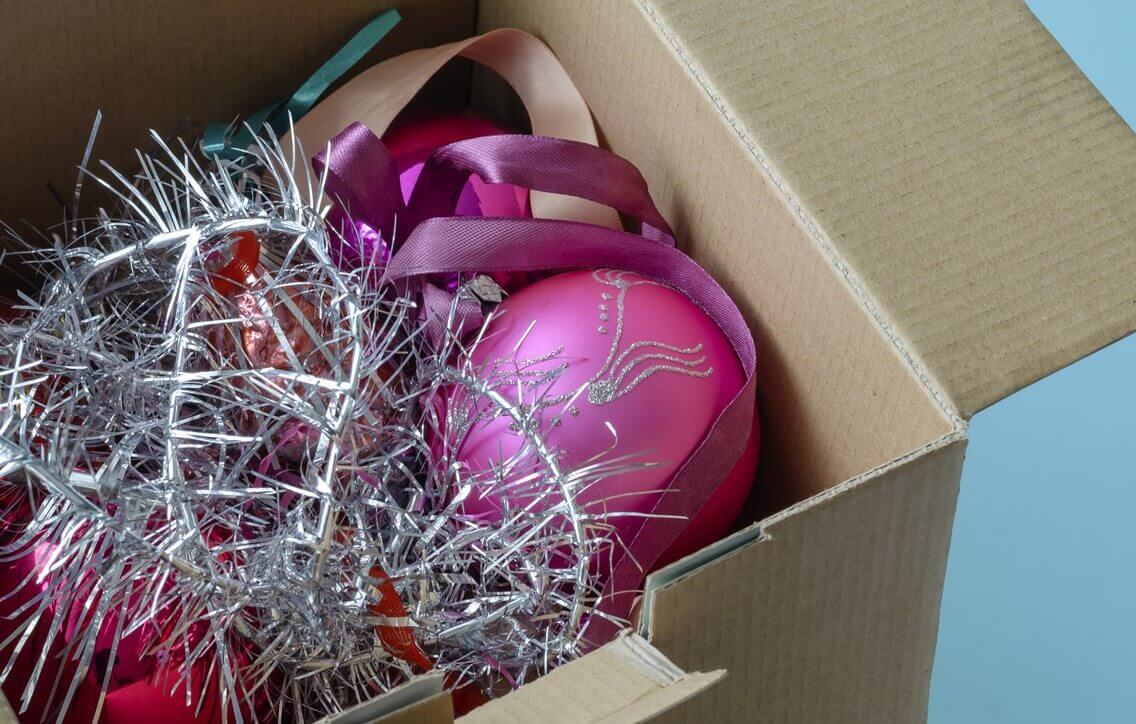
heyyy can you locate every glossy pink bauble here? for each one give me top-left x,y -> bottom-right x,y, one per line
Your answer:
452,269 -> 757,558
383,112 -> 534,292
383,112 -> 530,217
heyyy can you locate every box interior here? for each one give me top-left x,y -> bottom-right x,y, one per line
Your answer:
0,1 -> 976,721
0,0 -> 957,541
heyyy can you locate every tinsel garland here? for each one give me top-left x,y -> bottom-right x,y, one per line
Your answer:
0,130 -> 635,722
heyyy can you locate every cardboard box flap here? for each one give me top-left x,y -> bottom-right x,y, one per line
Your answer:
642,434 -> 966,721
0,635 -> 718,723
319,672 -> 453,724
639,0 -> 1136,417
458,633 -> 725,723
0,690 -> 14,724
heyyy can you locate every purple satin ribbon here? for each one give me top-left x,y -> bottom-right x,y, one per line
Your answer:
313,124 -> 757,646
406,134 -> 675,243
313,123 -> 403,269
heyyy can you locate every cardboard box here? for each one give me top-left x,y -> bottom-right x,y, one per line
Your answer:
1,0 -> 1132,721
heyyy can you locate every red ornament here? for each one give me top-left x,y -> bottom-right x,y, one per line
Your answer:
207,230 -> 260,297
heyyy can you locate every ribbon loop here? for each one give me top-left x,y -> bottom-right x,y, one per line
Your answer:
408,135 -> 675,243
288,28 -> 620,228
312,122 -> 403,270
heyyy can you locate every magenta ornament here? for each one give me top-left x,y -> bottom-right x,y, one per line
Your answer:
451,268 -> 757,562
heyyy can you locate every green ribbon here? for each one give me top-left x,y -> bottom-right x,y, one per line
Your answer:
203,8 -> 400,159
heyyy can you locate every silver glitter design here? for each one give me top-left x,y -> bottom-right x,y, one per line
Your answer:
461,343 -> 577,436
584,270 -> 712,406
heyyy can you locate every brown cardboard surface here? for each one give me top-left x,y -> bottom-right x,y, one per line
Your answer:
476,0 -> 957,514
637,0 -> 1136,416
458,634 -> 725,723
0,0 -> 476,237
319,672 -> 451,724
0,691 -> 14,724
645,435 -> 965,723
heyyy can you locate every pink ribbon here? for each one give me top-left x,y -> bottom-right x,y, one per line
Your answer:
314,125 -> 756,646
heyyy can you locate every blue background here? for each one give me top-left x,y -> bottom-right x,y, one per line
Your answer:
928,2 -> 1136,722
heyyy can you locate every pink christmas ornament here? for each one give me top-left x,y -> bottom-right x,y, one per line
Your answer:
451,268 -> 758,564
382,112 -> 535,292
383,112 -> 530,217
331,113 -> 533,273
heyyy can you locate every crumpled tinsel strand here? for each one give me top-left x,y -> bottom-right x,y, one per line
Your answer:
0,126 -> 644,722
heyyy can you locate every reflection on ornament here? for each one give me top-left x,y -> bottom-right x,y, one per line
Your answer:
384,112 -> 530,217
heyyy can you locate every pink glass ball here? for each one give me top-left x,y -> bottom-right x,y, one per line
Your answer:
383,112 -> 534,292
383,112 -> 530,217
451,268 -> 758,562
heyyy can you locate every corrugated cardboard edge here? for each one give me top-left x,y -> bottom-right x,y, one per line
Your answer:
370,691 -> 454,724
0,690 -> 15,724
637,0 -> 1136,417
643,432 -> 966,722
458,633 -> 725,723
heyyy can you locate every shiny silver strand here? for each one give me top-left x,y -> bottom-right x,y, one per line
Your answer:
0,130 -> 638,722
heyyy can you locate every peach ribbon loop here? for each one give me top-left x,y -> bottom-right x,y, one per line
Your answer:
289,29 -> 620,229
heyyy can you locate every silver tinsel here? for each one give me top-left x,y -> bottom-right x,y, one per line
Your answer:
0,130 -> 636,722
